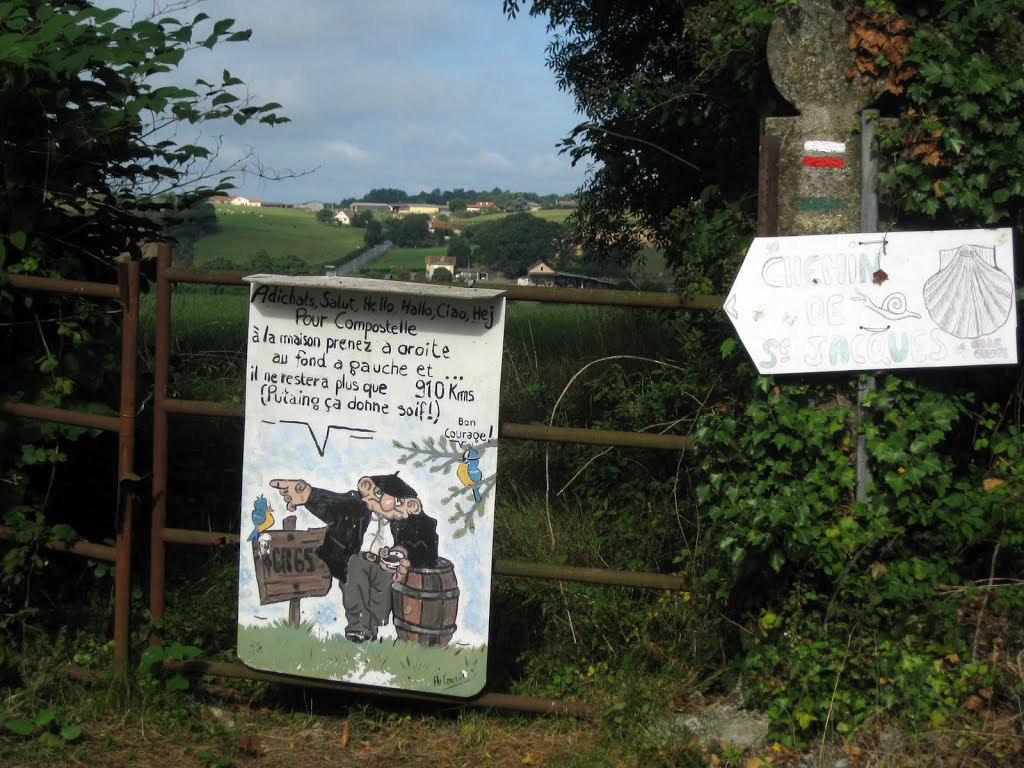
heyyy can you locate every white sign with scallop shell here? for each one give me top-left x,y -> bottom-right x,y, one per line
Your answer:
725,228 -> 1017,374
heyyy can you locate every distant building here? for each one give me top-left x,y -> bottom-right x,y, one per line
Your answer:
299,201 -> 324,212
466,201 -> 496,213
517,260 -> 617,289
425,255 -> 457,278
427,219 -> 467,236
212,195 -> 261,207
392,203 -> 441,216
351,202 -> 393,214
333,209 -> 353,225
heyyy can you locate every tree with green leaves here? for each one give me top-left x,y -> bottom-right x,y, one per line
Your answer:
446,235 -> 473,269
504,0 -> 1024,275
351,209 -> 375,228
503,0 -> 1024,744
315,208 -> 337,225
503,0 -> 780,271
383,214 -> 431,248
430,267 -> 453,282
363,218 -> 384,247
468,212 -> 566,275
0,0 -> 289,660
363,188 -> 408,204
1,1 -> 289,277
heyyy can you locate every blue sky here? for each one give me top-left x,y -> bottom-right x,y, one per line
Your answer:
116,0 -> 591,204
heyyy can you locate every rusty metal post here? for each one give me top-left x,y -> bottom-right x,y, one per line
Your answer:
149,243 -> 173,643
113,261 -> 140,677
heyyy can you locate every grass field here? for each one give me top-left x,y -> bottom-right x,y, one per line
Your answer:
189,204 -> 671,283
194,205 -> 365,269
454,207 -> 576,224
370,246 -> 446,273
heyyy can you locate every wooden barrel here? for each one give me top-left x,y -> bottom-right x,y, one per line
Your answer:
391,557 -> 459,646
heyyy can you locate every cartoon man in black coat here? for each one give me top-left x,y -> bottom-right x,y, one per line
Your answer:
270,473 -> 438,643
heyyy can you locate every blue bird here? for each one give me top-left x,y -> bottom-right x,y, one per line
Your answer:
456,448 -> 483,503
247,495 -> 275,542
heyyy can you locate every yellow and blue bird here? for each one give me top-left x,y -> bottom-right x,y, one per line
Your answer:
457,448 -> 483,503
246,495 -> 275,542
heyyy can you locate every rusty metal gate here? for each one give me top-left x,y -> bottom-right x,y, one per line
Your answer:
146,244 -> 722,716
0,263 -> 141,678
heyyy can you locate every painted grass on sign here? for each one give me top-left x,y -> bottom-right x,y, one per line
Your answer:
237,624 -> 487,696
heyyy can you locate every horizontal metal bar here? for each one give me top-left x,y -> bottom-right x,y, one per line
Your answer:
163,527 -> 237,546
161,399 -> 692,451
161,266 -> 722,311
5,273 -> 121,299
165,267 -> 251,286
494,560 -> 686,590
0,401 -> 121,432
163,398 -> 243,418
502,284 -> 722,310
501,422 -> 692,451
162,527 -> 682,590
164,658 -> 594,717
0,526 -> 116,562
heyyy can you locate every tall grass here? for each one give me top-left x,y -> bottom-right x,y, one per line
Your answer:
139,288 -> 248,401
370,246 -> 446,273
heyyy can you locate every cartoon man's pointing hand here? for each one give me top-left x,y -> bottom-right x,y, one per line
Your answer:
269,479 -> 310,512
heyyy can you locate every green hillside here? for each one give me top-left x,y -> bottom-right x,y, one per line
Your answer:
370,246 -> 446,273
454,207 -> 575,224
193,205 -> 365,269
191,205 -> 580,273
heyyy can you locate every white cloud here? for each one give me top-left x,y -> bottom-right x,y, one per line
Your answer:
473,150 -> 515,171
95,0 -> 589,201
323,139 -> 371,162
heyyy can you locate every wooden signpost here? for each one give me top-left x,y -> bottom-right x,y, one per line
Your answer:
251,516 -> 332,625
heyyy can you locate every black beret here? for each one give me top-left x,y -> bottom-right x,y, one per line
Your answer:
370,472 -> 418,499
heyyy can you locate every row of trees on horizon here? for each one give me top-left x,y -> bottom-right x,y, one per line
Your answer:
334,187 -> 575,212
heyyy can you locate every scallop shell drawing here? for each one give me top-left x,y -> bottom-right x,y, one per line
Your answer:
923,244 -> 1014,339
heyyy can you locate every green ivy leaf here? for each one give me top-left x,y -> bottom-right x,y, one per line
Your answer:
4,719 -> 32,736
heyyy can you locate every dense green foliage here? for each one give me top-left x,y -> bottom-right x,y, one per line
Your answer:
344,185 -> 568,210
467,211 -> 568,275
446,235 -> 473,268
492,6 -> 1024,747
0,0 -> 286,678
874,2 -> 1024,232
504,0 -> 783,265
2,0 -> 1024,759
382,212 -> 433,247
694,369 -> 1024,741
506,0 -> 1024,266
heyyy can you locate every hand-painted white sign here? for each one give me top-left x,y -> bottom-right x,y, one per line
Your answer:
237,274 -> 505,697
725,229 -> 1018,374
